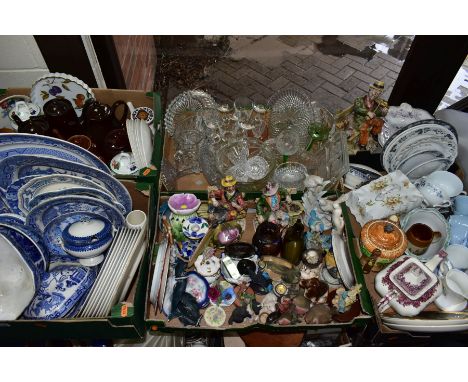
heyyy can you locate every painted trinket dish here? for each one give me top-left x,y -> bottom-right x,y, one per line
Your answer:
182,216 -> 209,240
204,305 -> 226,327
360,217 -> 407,272
375,251 -> 446,317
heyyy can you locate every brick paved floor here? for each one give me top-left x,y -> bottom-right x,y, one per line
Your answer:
160,36 -> 409,115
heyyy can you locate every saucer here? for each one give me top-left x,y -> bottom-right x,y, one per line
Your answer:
110,152 -> 138,175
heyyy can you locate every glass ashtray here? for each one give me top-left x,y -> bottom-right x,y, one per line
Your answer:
273,162 -> 308,190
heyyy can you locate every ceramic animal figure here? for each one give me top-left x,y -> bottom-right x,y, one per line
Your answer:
304,304 -> 332,324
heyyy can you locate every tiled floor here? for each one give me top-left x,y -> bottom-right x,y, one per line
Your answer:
156,35 -> 413,114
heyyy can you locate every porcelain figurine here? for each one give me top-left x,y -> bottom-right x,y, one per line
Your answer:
336,80 -> 389,154
228,304 -> 252,325
300,248 -> 324,280
300,277 -> 329,303
208,175 -> 247,225
256,182 -> 293,227
194,247 -> 221,284
332,284 -> 362,313
304,304 -> 332,324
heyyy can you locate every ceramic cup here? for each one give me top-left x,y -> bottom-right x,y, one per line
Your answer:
438,269 -> 468,311
126,210 -> 147,230
454,195 -> 468,216
405,223 -> 442,256
415,177 -> 451,208
448,215 -> 468,246
446,244 -> 468,270
427,171 -> 465,198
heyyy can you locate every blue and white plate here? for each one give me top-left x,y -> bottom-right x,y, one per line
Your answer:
0,221 -> 48,269
0,213 -> 26,225
6,174 -> 109,216
182,216 -> 209,240
27,195 -> 125,233
0,155 -> 131,214
0,224 -> 46,275
0,133 -> 109,173
44,212 -> 113,260
0,191 -> 11,214
23,265 -> 97,320
28,186 -> 125,215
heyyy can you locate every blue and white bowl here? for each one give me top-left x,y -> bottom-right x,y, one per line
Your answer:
63,234 -> 113,267
62,217 -> 113,247
180,240 -> 199,260
23,265 -> 97,320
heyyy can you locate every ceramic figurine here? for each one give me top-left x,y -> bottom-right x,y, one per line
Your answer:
228,304 -> 252,324
293,295 -> 311,316
300,249 -> 324,280
332,284 -> 362,313
300,277 -> 329,303
304,304 -> 332,324
194,247 -> 221,284
233,282 -> 255,307
255,182 -> 293,227
336,81 -> 388,154
208,175 -> 247,225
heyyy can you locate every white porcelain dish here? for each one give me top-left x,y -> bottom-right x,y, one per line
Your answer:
331,230 -> 355,288
383,321 -> 468,333
149,239 -> 168,307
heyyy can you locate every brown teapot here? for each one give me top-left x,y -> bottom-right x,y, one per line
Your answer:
252,221 -> 282,257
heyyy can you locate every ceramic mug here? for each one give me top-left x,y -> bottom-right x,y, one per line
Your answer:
126,210 -> 147,230
405,223 -> 441,256
454,195 -> 468,216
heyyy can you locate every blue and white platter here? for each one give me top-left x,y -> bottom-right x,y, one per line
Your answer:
0,191 -> 11,214
0,212 -> 26,225
27,186 -> 125,215
0,224 -> 46,274
0,155 -> 132,214
0,220 -> 48,268
0,133 -> 109,173
23,265 -> 97,320
6,174 -> 109,216
26,195 -> 125,233
44,212 -> 113,260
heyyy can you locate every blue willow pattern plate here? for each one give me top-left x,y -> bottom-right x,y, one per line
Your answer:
0,213 -> 26,225
23,265 -> 97,320
0,227 -> 43,288
6,174 -> 108,216
0,133 -> 109,173
27,195 -> 125,233
0,221 -> 48,269
0,155 -> 131,214
44,212 -> 113,259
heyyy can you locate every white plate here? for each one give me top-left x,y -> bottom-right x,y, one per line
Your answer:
331,230 -> 355,289
159,244 -> 174,312
149,239 -> 168,307
382,312 -> 468,326
0,233 -> 36,320
383,321 -> 468,333
30,72 -> 94,117
405,158 -> 452,181
382,119 -> 458,174
138,119 -> 153,167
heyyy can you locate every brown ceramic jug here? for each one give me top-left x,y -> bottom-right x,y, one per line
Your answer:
252,222 -> 283,257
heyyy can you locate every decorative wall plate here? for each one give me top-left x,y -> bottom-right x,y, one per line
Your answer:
30,72 -> 95,117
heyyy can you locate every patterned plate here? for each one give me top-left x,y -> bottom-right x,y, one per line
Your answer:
381,119 -> 458,175
30,72 -> 94,117
0,155 -> 131,214
23,265 -> 97,320
0,95 -> 30,129
182,216 -> 209,240
0,133 -> 109,174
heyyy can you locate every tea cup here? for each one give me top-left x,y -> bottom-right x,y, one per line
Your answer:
405,223 -> 442,256
454,195 -> 468,216
445,244 -> 468,270
415,177 -> 451,208
427,171 -> 464,198
448,215 -> 468,246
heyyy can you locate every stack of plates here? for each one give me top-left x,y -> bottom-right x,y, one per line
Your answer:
78,224 -> 147,318
381,120 -> 458,181
126,119 -> 153,169
382,312 -> 468,333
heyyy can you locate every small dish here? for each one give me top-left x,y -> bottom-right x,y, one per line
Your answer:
63,234 -> 112,267
62,217 -> 113,246
273,162 -> 307,190
344,163 -> 381,190
131,106 -> 154,125
185,271 -> 210,308
182,216 -> 209,240
168,193 -> 201,215
110,152 -> 138,175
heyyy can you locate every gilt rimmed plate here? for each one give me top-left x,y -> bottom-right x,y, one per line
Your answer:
27,195 -> 125,233
0,133 -> 109,173
0,155 -> 131,213
381,119 -> 458,174
30,72 -> 94,117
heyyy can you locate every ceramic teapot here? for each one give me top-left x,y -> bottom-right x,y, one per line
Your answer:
375,250 -> 447,317
252,222 -> 282,257
360,216 -> 407,273
12,113 -> 51,136
43,98 -> 82,139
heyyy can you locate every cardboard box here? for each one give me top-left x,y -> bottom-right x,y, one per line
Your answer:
0,87 -> 161,340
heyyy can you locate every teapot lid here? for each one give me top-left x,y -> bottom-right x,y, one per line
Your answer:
361,219 -> 407,261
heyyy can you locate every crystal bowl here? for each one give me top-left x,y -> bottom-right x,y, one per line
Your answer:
273,162 -> 308,190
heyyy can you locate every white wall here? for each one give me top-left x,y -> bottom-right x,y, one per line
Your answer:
0,36 -> 49,88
